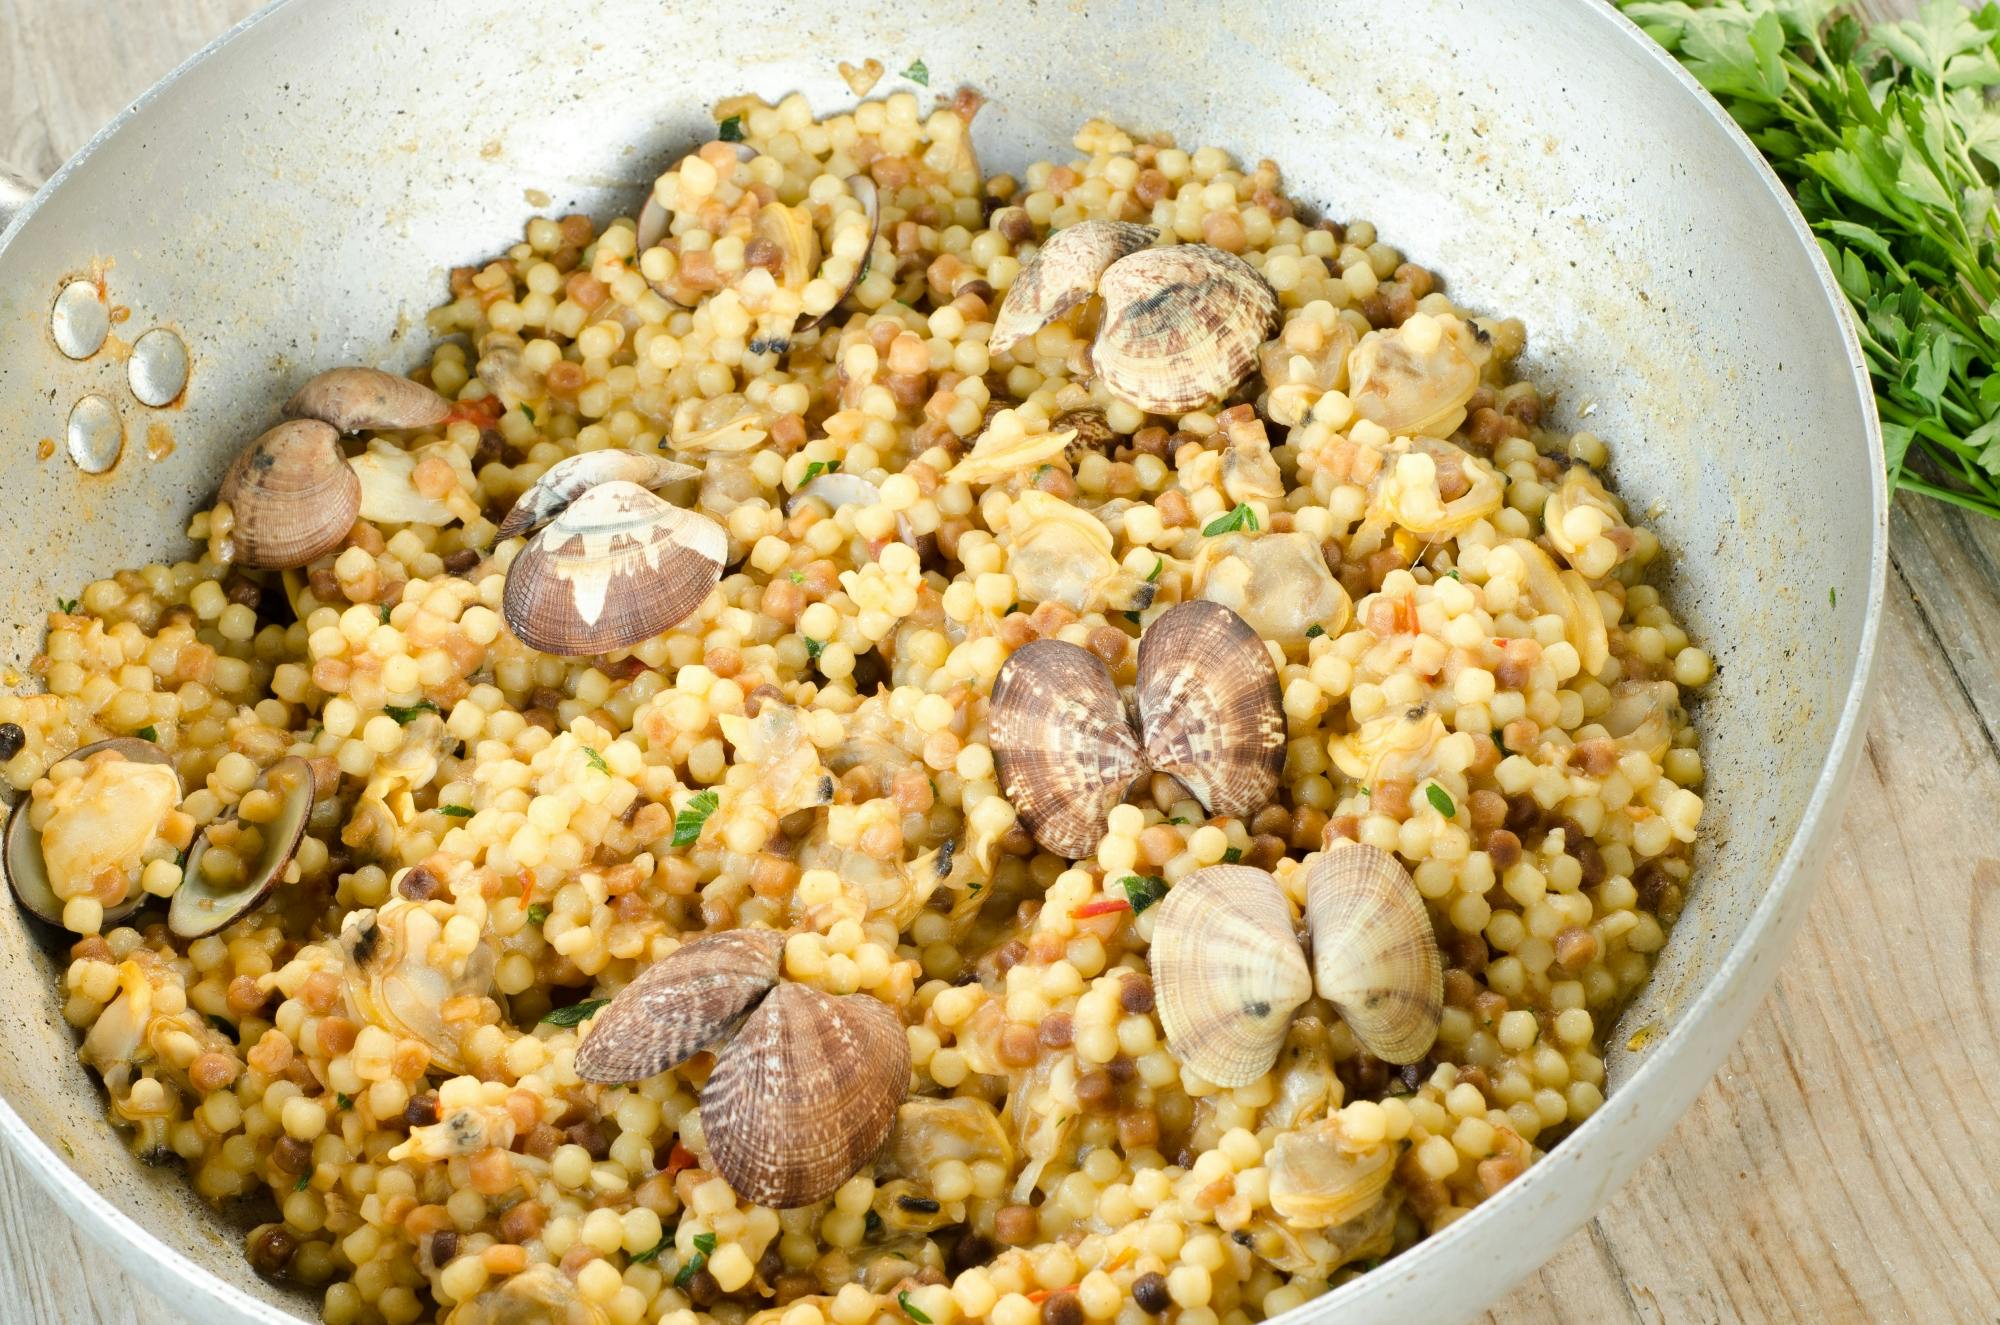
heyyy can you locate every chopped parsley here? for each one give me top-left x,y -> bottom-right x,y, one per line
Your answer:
1425,783 -> 1455,818
521,404 -> 536,422
336,1093 -> 353,1110
541,998 -> 610,1028
1221,847 -> 1243,864
801,459 -> 834,482
693,1232 -> 718,1256
1147,556 -> 1164,583
675,1236 -> 718,1287
966,881 -> 982,895
379,604 -> 392,625
1829,586 -> 1838,608
1493,729 -> 1509,756
1443,568 -> 1461,581
899,1292 -> 934,1324
1118,875 -> 1169,913
1305,624 -> 1325,639
440,804 -> 474,818
717,114 -> 745,143
630,1233 -> 671,1264
1202,503 -> 1259,536
788,570 -> 806,584
527,903 -> 550,925
1167,816 -> 1189,825
901,59 -> 930,86
56,598 -> 78,614
804,636 -> 826,660
673,790 -> 720,847
582,745 -> 610,774
1123,610 -> 1142,624
295,1172 -> 311,1192
136,725 -> 159,742
384,700 -> 440,724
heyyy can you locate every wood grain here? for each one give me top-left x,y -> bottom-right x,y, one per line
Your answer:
6,2 -> 1997,1323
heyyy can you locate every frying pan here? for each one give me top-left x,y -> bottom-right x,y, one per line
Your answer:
0,0 -> 1885,1320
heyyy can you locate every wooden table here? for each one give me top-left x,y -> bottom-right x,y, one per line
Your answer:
5,2 -> 1996,1321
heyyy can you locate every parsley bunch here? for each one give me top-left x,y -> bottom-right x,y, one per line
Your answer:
1624,0 -> 2000,517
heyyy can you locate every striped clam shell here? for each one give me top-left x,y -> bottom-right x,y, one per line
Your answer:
1092,244 -> 1277,416
1149,863 -> 1313,1086
283,366 -> 452,435
987,639 -> 1147,859
1303,840 -> 1443,1064
1136,600 -> 1284,818
989,220 -> 1157,356
219,419 -> 360,570
496,451 -> 701,541
573,929 -> 785,1083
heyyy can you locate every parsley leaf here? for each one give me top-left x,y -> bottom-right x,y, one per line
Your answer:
1829,586 -> 1838,607
630,1233 -> 671,1264
717,114 -> 745,143
899,1292 -> 934,1324
521,404 -> 536,423
379,603 -> 392,625
1425,783 -> 1455,818
788,570 -> 805,584
56,598 -> 78,614
384,700 -> 440,724
673,789 -> 720,847
693,1232 -> 718,1256
1305,624 -> 1325,639
541,998 -> 610,1028
1202,502 -> 1259,536
804,636 -> 826,660
295,1172 -> 311,1192
336,1093 -> 353,1110
675,1250 -> 708,1288
1221,847 -> 1243,864
583,745 -> 610,774
527,903 -> 550,925
1147,556 -> 1164,582
1118,875 -> 1169,913
1443,568 -> 1461,581
440,805 -> 473,818
136,725 -> 159,743
902,59 -> 930,86
802,460 -> 831,482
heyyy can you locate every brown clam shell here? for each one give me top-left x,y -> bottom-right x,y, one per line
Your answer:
1303,841 -> 1443,1064
284,366 -> 452,434
989,220 -> 1157,356
1093,244 -> 1278,415
988,639 -> 1147,859
169,755 -> 315,939
701,982 -> 910,1207
496,451 -> 701,542
501,480 -> 726,656
573,928 -> 785,1083
5,738 -> 178,928
1149,863 -> 1313,1086
219,420 -> 360,570
1136,600 -> 1283,818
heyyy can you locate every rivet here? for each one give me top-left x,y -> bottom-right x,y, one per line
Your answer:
51,281 -> 108,360
129,328 -> 190,407
66,395 -> 124,474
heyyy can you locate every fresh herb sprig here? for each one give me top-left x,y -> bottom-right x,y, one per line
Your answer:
1623,0 -> 2000,517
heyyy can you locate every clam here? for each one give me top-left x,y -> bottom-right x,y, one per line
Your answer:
1002,491 -> 1155,616
340,899 -> 497,1076
718,703 -> 834,819
5,738 -> 182,929
445,1263 -> 609,1325
742,201 -> 823,353
1264,1016 -> 1338,1132
1346,313 -> 1488,438
1149,863 -> 1313,1086
1267,1120 -> 1401,1228
1258,314 -> 1359,427
218,420 -> 359,569
670,393 -> 770,454
391,1101 -> 518,1162
169,756 -> 314,939
573,929 -> 784,1082
988,640 -> 1146,860
1302,841 -> 1443,1064
1136,599 -> 1284,818
878,1097 -> 1013,1179
784,471 -> 882,516
701,982 -> 909,1207
989,220 -> 1157,357
1601,680 -> 1681,761
501,480 -> 726,656
1193,530 -> 1351,649
795,176 -> 882,337
283,366 -> 451,434
350,441 -> 480,527
1368,438 -> 1504,538
1218,409 -> 1284,505
946,426 -> 1078,485
1543,466 -> 1635,578
496,451 -> 701,541
1502,538 -> 1609,676
1093,244 -> 1278,416
1332,708 -> 1449,789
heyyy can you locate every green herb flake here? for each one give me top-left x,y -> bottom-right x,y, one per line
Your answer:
693,1232 -> 718,1256
1123,610 -> 1142,624
804,636 -> 826,660
384,700 -> 440,724
902,59 -> 931,86
580,745 -> 610,774
802,460 -> 831,482
136,725 -> 159,743
1443,568 -> 1461,581
630,1233 -> 672,1264
673,789 -> 721,847
541,998 -> 611,1028
1305,624 -> 1325,639
336,1093 -> 353,1111
527,903 -> 551,925
674,1253 -> 707,1288
967,881 -> 983,895
295,1172 -> 311,1192
56,598 -> 78,615
1221,847 -> 1243,864
788,570 -> 806,584
717,114 -> 745,143
380,603 -> 392,625
1202,502 -> 1259,536
1425,783 -> 1455,818
1168,816 -> 1189,825
1119,874 -> 1169,913
899,1292 -> 934,1324
1147,556 -> 1164,583
521,404 -> 536,423
440,804 -> 474,818
1829,586 -> 1838,607
1493,729 -> 1509,756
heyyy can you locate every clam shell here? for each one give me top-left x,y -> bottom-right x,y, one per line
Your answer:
671,393 -> 770,454
1302,841 -> 1442,1064
496,451 -> 701,541
5,738 -> 178,928
783,471 -> 882,516
1267,1122 -> 1400,1229
989,220 -> 1157,356
701,982 -> 909,1207
1003,490 -> 1154,616
1346,313 -> 1487,438
502,480 -> 726,656
219,420 -> 359,569
1149,863 -> 1313,1086
946,426 -> 1077,485
573,928 -> 785,1083
988,639 -> 1146,859
283,366 -> 451,434
1135,600 -> 1283,818
1093,244 -> 1277,416
1193,531 -> 1351,649
796,176 -> 881,336
1367,438 -> 1503,537
169,756 -> 315,939
445,1263 -> 609,1325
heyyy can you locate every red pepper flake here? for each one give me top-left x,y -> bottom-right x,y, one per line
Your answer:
444,396 -> 504,428
1070,897 -> 1132,920
665,1141 -> 697,1177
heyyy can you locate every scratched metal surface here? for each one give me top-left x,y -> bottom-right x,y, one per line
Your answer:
0,0 -> 1883,1321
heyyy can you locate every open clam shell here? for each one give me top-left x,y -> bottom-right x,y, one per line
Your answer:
1135,600 -> 1284,818
1149,863 -> 1313,1086
795,176 -> 882,337
987,639 -> 1147,859
496,451 -> 701,541
1346,313 -> 1488,438
5,738 -> 178,928
989,220 -> 1157,357
502,480 -> 726,656
1093,244 -> 1277,415
283,366 -> 451,434
219,420 -> 360,570
1302,841 -> 1443,1065
574,928 -> 785,1083
1267,1122 -> 1400,1229
1193,531 -> 1351,649
169,756 -> 315,939
701,982 -> 910,1208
